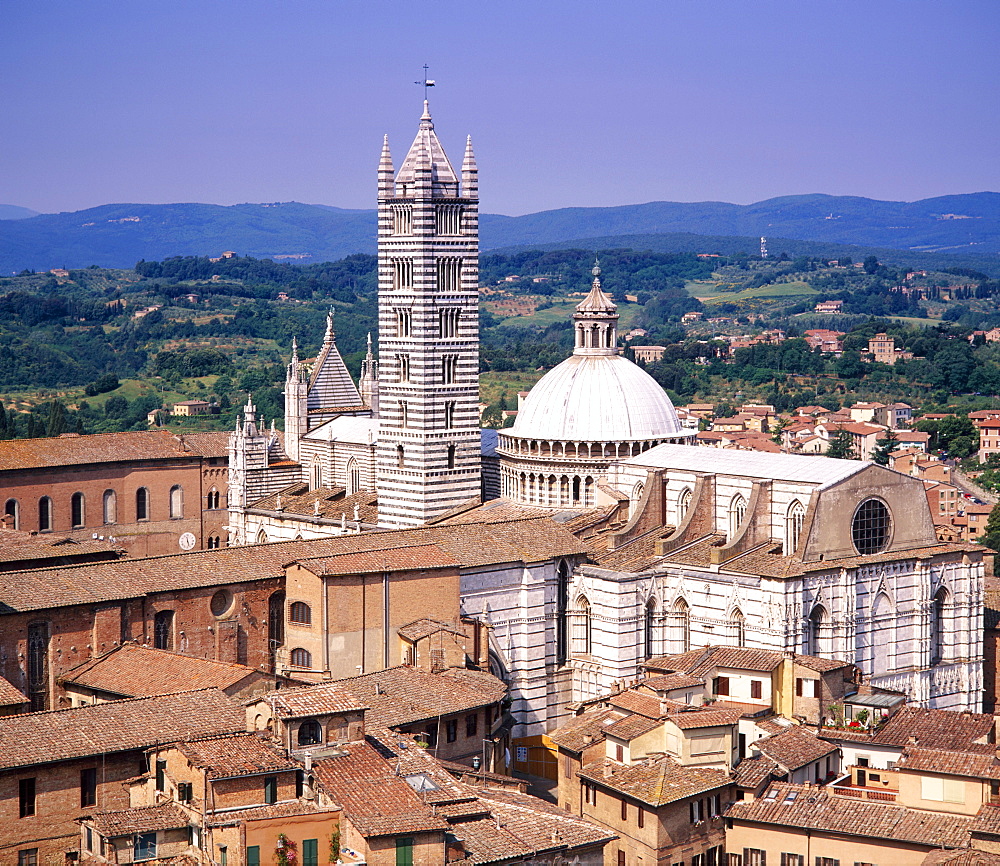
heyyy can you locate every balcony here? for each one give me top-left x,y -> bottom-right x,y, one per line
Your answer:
831,784 -> 897,802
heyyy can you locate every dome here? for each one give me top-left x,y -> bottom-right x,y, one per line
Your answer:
510,353 -> 684,442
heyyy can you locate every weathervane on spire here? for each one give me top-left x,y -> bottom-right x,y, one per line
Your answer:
414,64 -> 435,101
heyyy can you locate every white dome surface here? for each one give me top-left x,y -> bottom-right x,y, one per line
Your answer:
511,353 -> 684,442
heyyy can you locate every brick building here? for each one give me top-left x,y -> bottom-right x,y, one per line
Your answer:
0,430 -> 230,557
0,689 -> 244,864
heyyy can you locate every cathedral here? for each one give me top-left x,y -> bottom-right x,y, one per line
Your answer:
228,99 -> 986,735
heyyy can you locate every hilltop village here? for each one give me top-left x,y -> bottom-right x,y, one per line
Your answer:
5,103 -> 1000,866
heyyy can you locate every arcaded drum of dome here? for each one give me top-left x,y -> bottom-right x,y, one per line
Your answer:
510,353 -> 684,442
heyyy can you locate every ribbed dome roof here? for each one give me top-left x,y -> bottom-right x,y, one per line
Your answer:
511,353 -> 683,442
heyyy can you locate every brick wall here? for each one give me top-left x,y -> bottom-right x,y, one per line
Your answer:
0,754 -> 141,864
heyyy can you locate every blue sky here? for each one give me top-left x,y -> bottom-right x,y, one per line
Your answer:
4,1 -> 998,215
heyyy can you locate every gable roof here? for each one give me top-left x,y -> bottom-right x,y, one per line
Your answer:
334,666 -> 507,729
175,732 -> 300,779
579,754 -> 730,806
0,675 -> 28,707
868,706 -> 994,750
0,689 -> 245,769
61,643 -> 261,697
548,706 -> 623,753
307,314 -> 364,412
753,726 -> 838,772
89,803 -> 191,837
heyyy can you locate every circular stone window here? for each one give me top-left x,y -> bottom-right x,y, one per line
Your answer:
851,498 -> 892,555
210,588 -> 234,618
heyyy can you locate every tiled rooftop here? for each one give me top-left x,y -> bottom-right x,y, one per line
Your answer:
1,516 -> 587,613
869,706 -> 994,750
0,674 -> 28,706
726,781 -> 972,848
0,689 -> 245,769
0,429 -> 225,471
578,754 -> 730,806
296,543 -> 458,576
90,803 -> 192,836
335,666 -> 507,729
0,529 -> 122,565
547,706 -> 623,753
753,726 -> 838,772
61,643 -> 260,698
177,732 -> 301,779
646,645 -> 848,676
206,800 -> 336,828
896,744 -> 1000,780
262,681 -> 367,718
397,618 -> 465,642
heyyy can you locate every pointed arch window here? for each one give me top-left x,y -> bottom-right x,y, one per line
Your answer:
931,587 -> 948,664
4,498 -> 19,530
27,621 -> 49,711
644,600 -> 658,659
347,458 -> 361,495
732,609 -> 746,648
256,528 -> 269,544
785,500 -> 805,555
311,464 -> 323,490
573,597 -> 592,656
671,598 -> 691,653
678,487 -> 693,524
556,560 -> 570,666
207,488 -> 220,510
154,610 -> 174,651
729,494 -> 747,539
103,489 -> 117,524
808,605 -> 829,657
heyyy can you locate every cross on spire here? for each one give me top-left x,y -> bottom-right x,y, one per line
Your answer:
414,64 -> 435,101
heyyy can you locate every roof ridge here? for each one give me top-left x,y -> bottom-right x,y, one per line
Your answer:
3,686 -> 225,719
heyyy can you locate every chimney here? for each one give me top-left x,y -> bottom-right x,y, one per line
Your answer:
602,763 -> 613,779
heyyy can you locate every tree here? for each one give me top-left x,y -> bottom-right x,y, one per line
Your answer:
863,255 -> 880,275
827,430 -> 857,460
872,429 -> 898,466
45,401 -> 68,437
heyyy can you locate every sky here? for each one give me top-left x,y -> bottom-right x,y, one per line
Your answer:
3,1 -> 999,216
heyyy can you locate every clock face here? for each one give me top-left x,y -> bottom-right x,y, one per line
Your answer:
179,532 -> 197,551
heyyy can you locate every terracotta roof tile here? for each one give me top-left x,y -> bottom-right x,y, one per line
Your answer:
249,485 -> 379,524
726,781 -> 972,848
264,682 -> 368,718
397,618 -> 465,642
0,689 -> 245,769
733,754 -> 779,789
578,755 -> 730,806
604,714 -> 660,741
922,851 -> 1000,866
548,707 -> 623,753
177,732 -> 300,778
647,646 -> 848,676
753,726 -> 838,772
335,666 -> 507,729
896,745 -> 1000,779
0,529 -> 122,565
206,800 -> 336,827
1,516 -> 586,613
296,543 -> 459,576
61,643 -> 260,697
870,706 -> 994,750
89,803 -> 191,836
0,675 -> 28,706
640,673 -> 705,692
0,430 -> 209,471
313,740 -> 449,837
971,803 -> 1000,837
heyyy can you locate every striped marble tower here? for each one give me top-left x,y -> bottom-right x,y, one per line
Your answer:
376,101 -> 481,527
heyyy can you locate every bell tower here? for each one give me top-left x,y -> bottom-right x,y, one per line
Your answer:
375,101 -> 481,527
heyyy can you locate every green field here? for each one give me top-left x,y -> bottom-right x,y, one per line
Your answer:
479,371 -> 544,406
684,279 -> 817,304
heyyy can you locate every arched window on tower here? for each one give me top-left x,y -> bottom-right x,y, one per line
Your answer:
644,599 -> 658,659
930,587 -> 948,664
207,488 -> 220,510
785,500 -> 806,555
729,494 -> 747,539
671,598 -> 691,653
154,610 -> 174,651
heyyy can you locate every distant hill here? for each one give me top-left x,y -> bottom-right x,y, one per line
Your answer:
3,192 -> 999,273
0,204 -> 40,221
